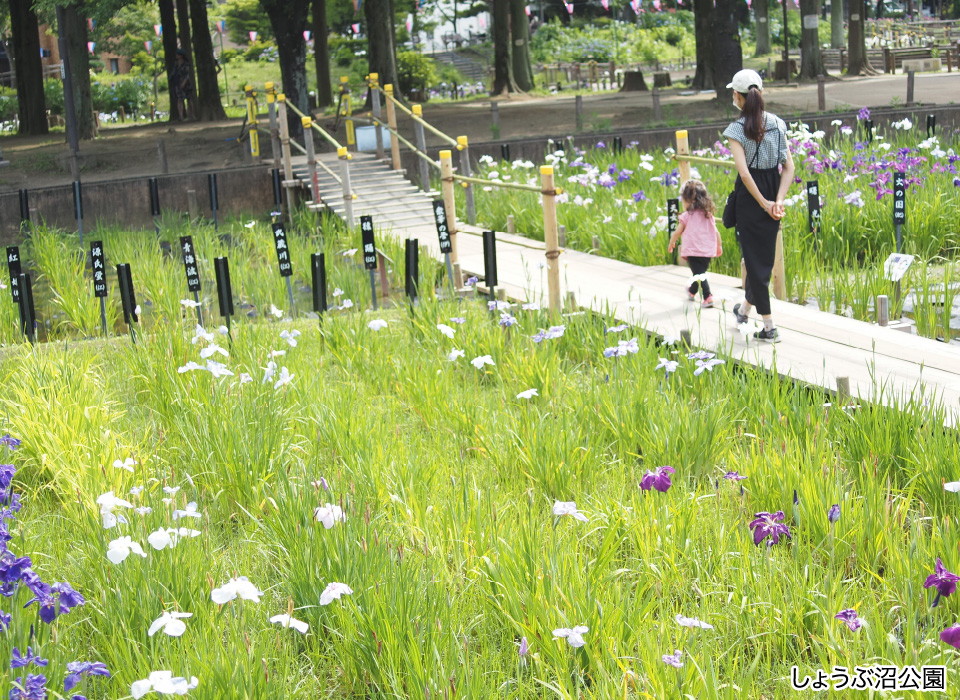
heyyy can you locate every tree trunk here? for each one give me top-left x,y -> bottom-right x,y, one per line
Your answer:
261,0 -> 311,138
189,0 -> 227,120
175,0 -> 197,117
755,0 -> 772,55
511,0 -> 535,91
364,0 -> 399,92
158,0 -> 180,123
492,0 -> 517,94
875,0 -> 884,17
830,0 -> 844,48
846,0 -> 875,74
312,0 -> 333,108
9,0 -> 48,135
692,0 -> 715,89
799,0 -> 825,78
64,3 -> 97,140
713,0 -> 742,102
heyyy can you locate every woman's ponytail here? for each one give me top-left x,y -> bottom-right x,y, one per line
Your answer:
741,85 -> 766,143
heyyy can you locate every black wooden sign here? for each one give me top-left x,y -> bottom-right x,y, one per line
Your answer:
6,246 -> 21,304
208,173 -> 219,213
893,172 -> 906,226
149,178 -> 161,217
214,257 -> 234,317
360,215 -> 377,270
806,181 -> 821,234
180,236 -> 201,292
482,230 -> 498,289
271,219 -> 293,277
17,273 -> 35,342
18,190 -> 29,224
311,253 -> 327,314
90,240 -> 107,298
667,198 -> 680,236
432,200 -> 452,255
117,263 -> 138,325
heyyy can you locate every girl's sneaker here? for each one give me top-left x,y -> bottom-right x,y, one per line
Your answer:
686,289 -> 696,301
701,295 -> 715,308
754,327 -> 781,343
732,303 -> 749,324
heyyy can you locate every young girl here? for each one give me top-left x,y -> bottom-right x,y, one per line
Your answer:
667,179 -> 722,308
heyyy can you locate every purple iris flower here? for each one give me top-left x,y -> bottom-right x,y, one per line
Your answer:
518,637 -> 528,657
858,107 -> 870,121
64,661 -> 111,693
9,673 -> 48,700
0,609 -> 10,630
596,141 -> 606,149
0,464 -> 16,489
941,625 -> 960,649
749,511 -> 791,547
0,435 -> 21,451
617,170 -> 632,183
607,163 -> 618,175
640,466 -> 675,493
531,330 -> 546,343
723,471 -> 747,481
320,477 -> 329,491
465,276 -> 478,286
954,178 -> 960,187
827,504 -> 841,524
632,191 -> 647,202
834,609 -> 863,632
11,647 -> 49,669
0,555 -> 32,585
52,582 -> 85,615
924,557 -> 960,606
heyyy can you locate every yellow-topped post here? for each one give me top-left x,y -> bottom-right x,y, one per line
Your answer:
439,149 -> 459,266
541,164 -> 561,313
339,76 -> 354,148
366,73 -> 384,160
276,93 -> 293,183
411,104 -> 429,192
384,84 -> 402,171
338,146 -> 355,228
302,116 -> 320,206
245,84 -> 259,158
675,130 -> 690,183
457,135 -> 476,225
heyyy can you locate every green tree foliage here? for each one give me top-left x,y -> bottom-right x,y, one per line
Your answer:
220,0 -> 274,44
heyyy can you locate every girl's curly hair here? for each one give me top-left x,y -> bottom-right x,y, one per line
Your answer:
680,179 -> 715,218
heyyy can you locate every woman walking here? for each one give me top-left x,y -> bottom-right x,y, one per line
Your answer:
723,69 -> 795,343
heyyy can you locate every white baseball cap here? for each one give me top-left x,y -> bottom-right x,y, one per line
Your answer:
726,69 -> 763,94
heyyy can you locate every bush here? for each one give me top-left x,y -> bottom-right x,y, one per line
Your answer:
220,48 -> 240,63
44,79 -> 65,116
243,40 -> 275,62
396,51 -> 438,97
91,78 -> 151,114
0,95 -> 17,122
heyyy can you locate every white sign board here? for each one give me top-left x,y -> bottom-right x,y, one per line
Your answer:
803,14 -> 820,29
883,253 -> 915,282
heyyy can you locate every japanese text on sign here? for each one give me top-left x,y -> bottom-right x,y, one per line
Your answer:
90,241 -> 107,298
180,236 -> 201,292
893,172 -> 906,226
360,216 -> 378,270
433,200 -> 452,255
791,664 -> 945,692
667,199 -> 680,235
883,253 -> 914,282
272,221 -> 293,277
807,181 -> 821,234
6,246 -> 21,304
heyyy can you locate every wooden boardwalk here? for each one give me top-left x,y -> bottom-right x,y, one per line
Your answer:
302,153 -> 960,422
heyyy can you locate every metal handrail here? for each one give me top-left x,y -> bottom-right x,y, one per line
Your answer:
284,100 -> 343,151
378,88 -> 458,147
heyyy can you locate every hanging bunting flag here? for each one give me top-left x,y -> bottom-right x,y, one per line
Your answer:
406,15 -> 412,32
87,18 -> 94,31
87,41 -> 96,54
154,24 -> 162,36
304,30 -> 312,41
352,22 -> 361,33
352,0 -> 360,14
601,0 -> 608,9
630,0 -> 640,13
144,40 -> 152,52
525,5 -> 531,14
564,1 -> 573,14
653,0 -> 661,9
249,31 -> 258,42
216,21 -> 226,34
479,15 -> 486,28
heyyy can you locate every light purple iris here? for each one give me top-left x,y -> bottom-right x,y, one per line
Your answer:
519,636 -> 528,657
723,471 -> 747,481
924,557 -> 960,606
662,649 -> 683,668
858,107 -> 870,121
640,466 -> 675,493
749,511 -> 791,547
632,191 -> 647,202
834,609 -> 863,632
827,504 -> 840,524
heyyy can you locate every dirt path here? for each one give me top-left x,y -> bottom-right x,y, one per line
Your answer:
1,71 -> 952,192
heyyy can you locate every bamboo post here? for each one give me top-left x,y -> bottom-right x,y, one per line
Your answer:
877,294 -> 890,326
440,149 -> 459,264
575,94 -> 583,132
675,130 -> 690,183
457,136 -> 476,225
265,82 -> 281,171
302,117 -> 320,205
384,84 -> 402,171
506,215 -> 515,234
541,164 -> 561,314
412,105 -> 430,192
771,221 -> 786,300
338,146 -> 355,228
277,94 -> 294,183
817,75 -> 826,111
368,73 -> 384,161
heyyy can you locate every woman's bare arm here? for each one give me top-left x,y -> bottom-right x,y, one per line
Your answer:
774,147 -> 796,219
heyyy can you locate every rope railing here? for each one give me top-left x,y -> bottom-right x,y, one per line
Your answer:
378,88 -> 458,148
673,154 -> 734,168
284,100 -> 344,151
451,173 -> 542,194
364,115 -> 441,171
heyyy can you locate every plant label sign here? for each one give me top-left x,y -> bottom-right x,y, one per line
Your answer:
806,181 -> 821,234
883,253 -> 914,282
432,200 -> 452,255
272,220 -> 293,277
361,215 -> 377,270
667,198 -> 680,235
893,172 -> 906,226
180,236 -> 201,292
90,241 -> 107,298
6,246 -> 21,304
